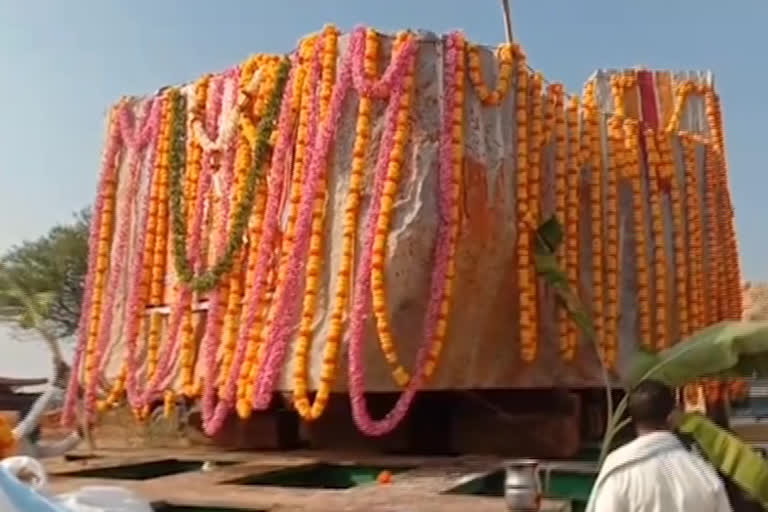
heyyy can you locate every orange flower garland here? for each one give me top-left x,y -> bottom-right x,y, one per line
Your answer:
528,73 -> 544,230
163,389 -> 176,419
217,58 -> 280,396
235,41 -> 312,418
704,145 -> 725,322
657,132 -> 689,336
83,109 -> 120,389
319,25 -> 339,120
604,115 -> 625,366
177,75 -> 209,397
525,72 -> 544,357
515,50 -> 537,362
215,58 -> 262,391
608,72 -> 635,122
551,84 -> 569,355
705,91 -> 741,319
290,27 -> 342,396
242,31 -> 336,405
623,120 -> 652,349
680,134 -> 705,330
666,80 -> 703,135
562,95 -> 581,361
643,130 -> 669,349
467,42 -> 516,106
293,28 -> 379,418
370,32 -> 423,384
99,114 -> 167,411
541,84 -> 557,146
583,80 -> 606,355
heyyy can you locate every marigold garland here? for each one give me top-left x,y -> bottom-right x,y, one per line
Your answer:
235,50 -> 310,416
286,26 -> 344,409
657,132 -> 690,337
563,95 -> 581,362
604,115 -> 625,366
176,77 -> 208,397
583,80 -> 606,356
705,91 -> 741,319
515,50 -> 537,362
368,31 -> 420,386
193,59 -> 291,434
265,28 -> 336,394
217,61 -> 280,397
666,80 -> 704,135
169,62 -> 289,293
552,84 -> 570,356
704,145 -> 725,322
528,72 -> 544,232
87,97 -> 161,419
244,34 -> 355,417
238,35 -> 326,407
293,27 -> 378,419
610,72 -> 637,119
541,84 -> 556,146
62,107 -> 121,425
123,89 -> 189,411
622,120 -> 651,349
146,94 -> 173,380
466,42 -> 516,106
100,96 -> 172,412
198,55 -> 298,434
643,129 -> 670,350
346,30 -> 464,436
228,51 -> 305,422
680,134 -> 705,330
199,69 -> 243,401
71,27 -> 746,438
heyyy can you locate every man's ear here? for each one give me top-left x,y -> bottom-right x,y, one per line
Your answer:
667,409 -> 684,429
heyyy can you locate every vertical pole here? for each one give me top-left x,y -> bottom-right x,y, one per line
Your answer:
500,0 -> 514,43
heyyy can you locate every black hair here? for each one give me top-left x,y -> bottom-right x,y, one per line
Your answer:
628,379 -> 676,429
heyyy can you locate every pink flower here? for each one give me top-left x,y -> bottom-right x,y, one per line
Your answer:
250,35 -> 355,411
346,31 -> 460,436
61,110 -> 124,426
201,56 -> 302,435
78,97 -> 161,420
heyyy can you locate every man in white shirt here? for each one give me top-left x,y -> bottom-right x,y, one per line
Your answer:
587,380 -> 732,512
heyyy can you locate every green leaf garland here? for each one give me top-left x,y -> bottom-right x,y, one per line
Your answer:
169,58 -> 291,293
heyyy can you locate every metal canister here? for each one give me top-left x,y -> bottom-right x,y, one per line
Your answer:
504,459 -> 542,512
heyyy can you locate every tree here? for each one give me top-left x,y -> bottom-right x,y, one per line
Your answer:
0,209 -> 90,339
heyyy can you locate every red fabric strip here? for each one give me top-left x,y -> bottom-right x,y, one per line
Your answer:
637,70 -> 659,130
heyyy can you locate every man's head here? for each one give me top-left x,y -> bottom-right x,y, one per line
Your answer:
628,379 -> 677,433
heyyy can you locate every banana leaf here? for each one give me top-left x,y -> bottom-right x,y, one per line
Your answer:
533,216 -> 598,343
679,413 -> 768,509
626,321 -> 768,388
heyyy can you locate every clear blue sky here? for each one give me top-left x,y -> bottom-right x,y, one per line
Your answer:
0,0 -> 766,280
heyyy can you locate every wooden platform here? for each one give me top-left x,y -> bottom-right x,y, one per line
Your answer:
44,448 -> 572,511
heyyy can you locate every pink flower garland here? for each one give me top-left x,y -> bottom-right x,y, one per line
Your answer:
82,97 -> 161,420
125,76 -> 226,408
350,26 -> 417,99
250,39 -> 356,411
200,56 -> 301,435
61,110 -> 124,426
346,32 -> 459,436
108,95 -> 166,394
194,69 -> 247,424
